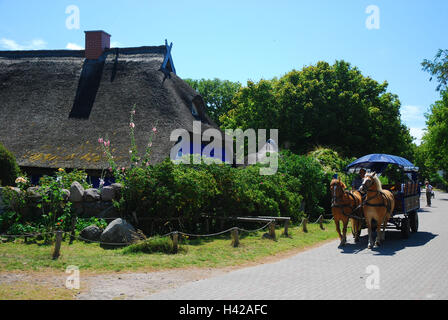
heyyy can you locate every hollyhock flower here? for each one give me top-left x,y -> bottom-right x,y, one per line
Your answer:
152,127 -> 157,133
131,110 -> 136,115
148,142 -> 153,148
104,140 -> 110,147
121,167 -> 125,171
99,178 -> 105,186
98,138 -> 103,144
130,122 -> 135,128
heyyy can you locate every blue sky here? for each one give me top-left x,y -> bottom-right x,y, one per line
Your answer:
1,0 -> 446,144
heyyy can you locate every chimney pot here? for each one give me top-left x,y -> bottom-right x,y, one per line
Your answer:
84,30 -> 111,59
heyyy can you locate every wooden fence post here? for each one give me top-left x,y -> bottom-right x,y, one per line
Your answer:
231,228 -> 239,247
172,232 -> 178,253
283,220 -> 289,237
69,213 -> 77,245
319,215 -> 325,230
52,230 -> 63,260
303,218 -> 308,233
269,221 -> 276,240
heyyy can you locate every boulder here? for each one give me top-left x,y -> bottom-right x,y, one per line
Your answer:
100,218 -> 136,246
26,187 -> 42,203
62,189 -> 70,202
100,186 -> 115,202
69,182 -> 84,202
83,188 -> 100,202
110,183 -> 123,194
79,225 -> 103,242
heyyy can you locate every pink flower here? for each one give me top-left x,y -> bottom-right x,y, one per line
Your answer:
148,142 -> 153,148
152,127 -> 157,133
104,140 -> 110,147
98,138 -> 104,144
121,167 -> 125,171
131,110 -> 136,115
109,167 -> 113,172
130,122 -> 135,128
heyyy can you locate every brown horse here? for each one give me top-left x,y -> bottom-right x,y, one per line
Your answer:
330,178 -> 363,246
359,172 -> 395,249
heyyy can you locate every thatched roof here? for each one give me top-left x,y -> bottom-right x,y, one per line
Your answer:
0,46 -> 217,171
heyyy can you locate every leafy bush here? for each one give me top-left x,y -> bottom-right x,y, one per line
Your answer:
306,148 -> 357,215
122,236 -> 183,254
278,150 -> 326,218
75,217 -> 108,232
112,158 -> 303,235
120,159 -> 219,222
0,170 -> 78,240
39,168 -> 91,190
0,143 -> 20,186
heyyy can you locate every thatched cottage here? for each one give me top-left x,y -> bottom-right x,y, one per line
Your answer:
0,31 -> 219,185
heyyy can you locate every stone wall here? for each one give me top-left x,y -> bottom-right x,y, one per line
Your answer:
0,182 -> 123,219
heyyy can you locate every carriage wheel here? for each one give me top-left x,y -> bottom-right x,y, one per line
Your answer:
401,217 -> 410,239
409,211 -> 419,233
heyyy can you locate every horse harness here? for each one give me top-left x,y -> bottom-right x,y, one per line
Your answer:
363,189 -> 392,214
331,190 -> 364,221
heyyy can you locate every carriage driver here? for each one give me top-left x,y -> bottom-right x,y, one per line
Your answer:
351,168 -> 366,191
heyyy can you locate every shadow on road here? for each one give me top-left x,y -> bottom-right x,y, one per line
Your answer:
339,231 -> 438,256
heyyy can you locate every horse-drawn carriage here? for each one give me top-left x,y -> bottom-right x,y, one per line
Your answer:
331,154 -> 420,249
346,154 -> 420,237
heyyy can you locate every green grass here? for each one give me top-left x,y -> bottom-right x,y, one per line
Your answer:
0,222 -> 338,273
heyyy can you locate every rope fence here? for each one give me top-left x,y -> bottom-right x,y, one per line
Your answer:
0,214 -> 335,258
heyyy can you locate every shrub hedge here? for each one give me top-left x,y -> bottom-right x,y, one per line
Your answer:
0,143 -> 20,186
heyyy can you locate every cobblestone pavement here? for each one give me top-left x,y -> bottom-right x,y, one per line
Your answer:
147,191 -> 448,300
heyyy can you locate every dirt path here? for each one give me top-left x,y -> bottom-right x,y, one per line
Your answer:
0,268 -> 231,300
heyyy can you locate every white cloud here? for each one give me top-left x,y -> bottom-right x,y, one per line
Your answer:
0,38 -> 47,50
409,127 -> 426,145
401,105 -> 425,123
111,41 -> 122,48
66,42 -> 84,50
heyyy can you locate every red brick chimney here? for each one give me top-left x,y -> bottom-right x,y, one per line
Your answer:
84,30 -> 111,59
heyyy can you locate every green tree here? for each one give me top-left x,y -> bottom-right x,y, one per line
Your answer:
419,49 -> 448,188
422,49 -> 448,91
421,90 -> 448,178
221,61 -> 413,158
184,78 -> 241,126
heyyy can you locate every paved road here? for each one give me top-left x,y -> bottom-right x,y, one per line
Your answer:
148,191 -> 448,300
